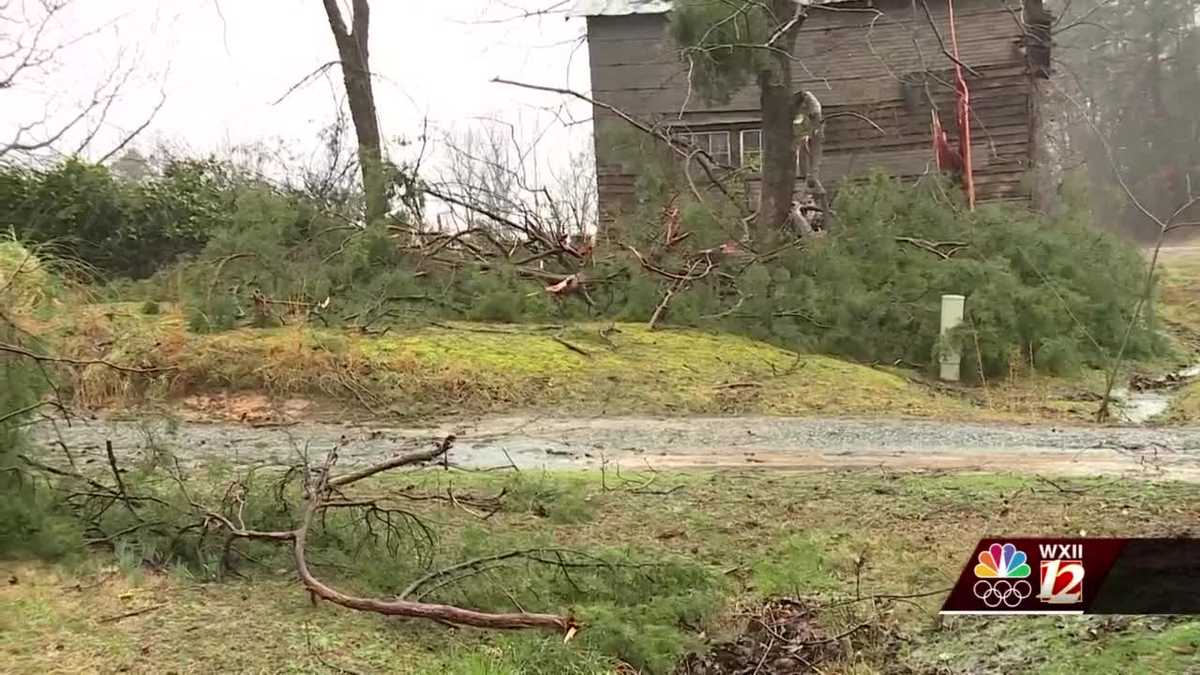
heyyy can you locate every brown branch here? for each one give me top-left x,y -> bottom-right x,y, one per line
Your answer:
0,342 -> 173,373
205,252 -> 258,309
104,440 -> 139,519
327,435 -> 456,488
623,244 -> 714,282
18,454 -> 114,495
648,260 -> 704,330
98,604 -> 165,624
551,334 -> 591,358
401,548 -> 568,600
293,455 -> 575,632
271,60 -> 341,105
96,90 -> 167,164
491,77 -> 745,214
0,400 -> 63,425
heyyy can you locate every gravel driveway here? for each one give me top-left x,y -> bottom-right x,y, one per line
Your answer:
28,415 -> 1200,481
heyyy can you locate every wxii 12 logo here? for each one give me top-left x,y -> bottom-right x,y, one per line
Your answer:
1037,542 -> 1085,604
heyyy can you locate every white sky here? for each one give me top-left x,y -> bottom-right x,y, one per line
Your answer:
2,0 -> 594,173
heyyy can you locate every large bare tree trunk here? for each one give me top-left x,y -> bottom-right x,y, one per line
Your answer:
321,0 -> 387,225
755,0 -> 805,237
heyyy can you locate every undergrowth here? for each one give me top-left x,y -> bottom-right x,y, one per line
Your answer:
4,156 -> 1166,383
0,239 -> 86,559
6,451 -> 726,673
171,169 -> 1169,382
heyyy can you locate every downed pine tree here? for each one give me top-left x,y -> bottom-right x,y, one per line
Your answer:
18,433 -> 582,634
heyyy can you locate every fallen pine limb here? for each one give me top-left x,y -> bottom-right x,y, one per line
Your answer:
98,604 -> 165,624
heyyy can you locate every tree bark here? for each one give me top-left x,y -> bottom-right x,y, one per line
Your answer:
796,90 -> 826,219
321,0 -> 387,225
755,0 -> 806,238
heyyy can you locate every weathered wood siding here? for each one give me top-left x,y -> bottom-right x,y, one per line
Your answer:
587,0 -> 1042,220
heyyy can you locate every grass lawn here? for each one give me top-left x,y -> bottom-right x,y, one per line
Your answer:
3,470 -> 1198,674
29,303 -> 1141,425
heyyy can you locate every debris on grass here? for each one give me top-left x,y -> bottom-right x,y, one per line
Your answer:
676,598 -> 851,675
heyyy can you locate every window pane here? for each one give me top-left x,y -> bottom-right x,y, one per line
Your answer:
740,129 -> 762,167
709,132 -> 730,164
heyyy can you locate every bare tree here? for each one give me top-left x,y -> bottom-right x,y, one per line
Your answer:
320,0 -> 387,225
297,107 -> 361,209
0,0 -> 163,163
421,119 -> 595,285
1045,0 -> 1200,239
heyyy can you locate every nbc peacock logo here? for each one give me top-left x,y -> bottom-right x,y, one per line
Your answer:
974,542 -> 1032,579
971,543 -> 1033,608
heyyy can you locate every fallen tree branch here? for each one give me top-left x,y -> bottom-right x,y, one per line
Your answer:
401,547 -> 568,600
551,333 -> 591,357
328,435 -> 456,487
103,440 -> 139,519
98,604 -> 165,624
293,449 -> 576,632
0,400 -> 63,425
25,431 -> 581,634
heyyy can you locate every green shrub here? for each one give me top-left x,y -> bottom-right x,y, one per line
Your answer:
0,245 -> 85,559
0,158 -> 233,279
686,173 -> 1167,379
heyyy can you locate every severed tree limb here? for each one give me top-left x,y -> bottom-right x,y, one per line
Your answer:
0,400 -> 63,426
25,430 -> 578,633
103,440 -> 139,519
649,261 -> 703,330
292,448 -> 576,632
795,90 -> 827,223
328,435 -> 455,487
401,548 -> 568,600
292,510 -> 574,630
19,454 -> 118,496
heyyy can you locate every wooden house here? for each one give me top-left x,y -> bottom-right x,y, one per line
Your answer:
571,0 -> 1053,221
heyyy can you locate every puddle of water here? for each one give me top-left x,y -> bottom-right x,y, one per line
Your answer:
1113,362 -> 1200,424
1114,388 -> 1171,424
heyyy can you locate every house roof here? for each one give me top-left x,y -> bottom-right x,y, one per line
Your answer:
569,0 -> 672,16
569,0 -> 837,17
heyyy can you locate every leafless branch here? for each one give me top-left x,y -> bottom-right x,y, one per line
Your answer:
0,341 -> 173,373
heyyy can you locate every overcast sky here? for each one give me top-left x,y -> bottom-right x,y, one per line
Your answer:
2,0 -> 594,172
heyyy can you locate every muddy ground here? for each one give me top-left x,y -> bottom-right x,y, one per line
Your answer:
28,413 -> 1200,481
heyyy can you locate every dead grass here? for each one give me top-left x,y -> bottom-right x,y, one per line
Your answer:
1166,382 -> 1200,424
45,308 -> 985,421
0,563 -> 429,674
1160,247 -> 1200,341
3,470 -> 1198,674
1155,247 -> 1200,424
31,289 -> 1200,425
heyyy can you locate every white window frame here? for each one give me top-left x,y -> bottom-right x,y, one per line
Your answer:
739,129 -> 762,167
679,130 -> 732,166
